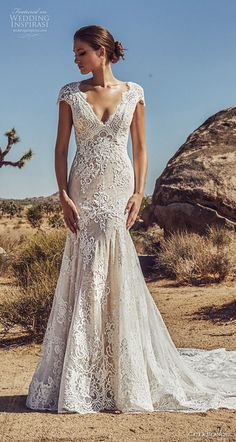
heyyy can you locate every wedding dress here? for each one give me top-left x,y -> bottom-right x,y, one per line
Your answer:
26,80 -> 236,414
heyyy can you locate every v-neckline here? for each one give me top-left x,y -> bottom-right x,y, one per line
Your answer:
77,81 -> 131,126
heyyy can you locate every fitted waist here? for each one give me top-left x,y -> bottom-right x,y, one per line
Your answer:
74,130 -> 129,153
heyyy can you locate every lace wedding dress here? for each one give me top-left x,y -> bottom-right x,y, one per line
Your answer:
26,81 -> 236,414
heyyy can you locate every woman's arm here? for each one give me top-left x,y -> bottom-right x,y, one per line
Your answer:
125,101 -> 148,230
55,101 -> 72,199
130,101 -> 148,196
55,101 -> 80,233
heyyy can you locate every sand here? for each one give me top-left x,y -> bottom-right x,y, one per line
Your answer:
1,277 -> 236,442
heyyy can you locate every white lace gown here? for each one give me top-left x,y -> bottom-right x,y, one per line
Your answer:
26,81 -> 236,414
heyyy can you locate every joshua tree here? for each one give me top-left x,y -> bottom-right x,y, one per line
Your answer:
0,201 -> 20,218
27,204 -> 43,228
0,127 -> 33,168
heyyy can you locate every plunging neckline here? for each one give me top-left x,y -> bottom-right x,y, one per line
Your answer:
77,81 -> 131,126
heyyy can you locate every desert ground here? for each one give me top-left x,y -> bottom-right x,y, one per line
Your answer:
1,273 -> 236,442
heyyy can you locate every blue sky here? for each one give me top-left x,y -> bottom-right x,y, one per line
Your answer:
0,0 -> 236,199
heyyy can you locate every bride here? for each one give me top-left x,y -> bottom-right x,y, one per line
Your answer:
26,24 -> 236,414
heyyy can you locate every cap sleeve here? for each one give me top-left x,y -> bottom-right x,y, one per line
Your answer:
56,84 -> 72,106
137,84 -> 145,106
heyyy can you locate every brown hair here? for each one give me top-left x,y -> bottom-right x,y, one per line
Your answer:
73,24 -> 127,64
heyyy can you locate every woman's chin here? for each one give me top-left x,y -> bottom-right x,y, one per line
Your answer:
78,66 -> 90,75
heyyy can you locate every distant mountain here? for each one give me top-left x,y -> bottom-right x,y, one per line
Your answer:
0,192 -> 152,204
0,192 -> 59,204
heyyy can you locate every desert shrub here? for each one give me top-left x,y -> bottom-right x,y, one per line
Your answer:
0,229 -> 66,341
12,229 -> 66,287
130,229 -> 161,255
130,223 -> 163,255
48,213 -> 64,228
0,201 -> 21,218
26,204 -> 43,228
153,225 -> 235,284
142,233 -> 161,255
139,195 -> 152,215
0,229 -> 31,277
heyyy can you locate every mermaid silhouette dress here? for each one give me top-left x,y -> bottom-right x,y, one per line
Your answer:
26,81 -> 236,414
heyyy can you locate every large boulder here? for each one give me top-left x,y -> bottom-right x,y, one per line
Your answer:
142,107 -> 236,235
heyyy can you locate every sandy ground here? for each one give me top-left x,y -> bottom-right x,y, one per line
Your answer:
1,276 -> 236,442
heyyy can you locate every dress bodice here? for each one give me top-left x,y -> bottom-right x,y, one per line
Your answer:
56,81 -> 145,149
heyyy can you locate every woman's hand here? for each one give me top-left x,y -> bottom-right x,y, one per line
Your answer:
60,194 -> 80,234
124,192 -> 144,230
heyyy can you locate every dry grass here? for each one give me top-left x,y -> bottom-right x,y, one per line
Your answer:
0,228 -> 29,255
0,229 -> 66,341
0,222 -> 235,342
153,225 -> 236,284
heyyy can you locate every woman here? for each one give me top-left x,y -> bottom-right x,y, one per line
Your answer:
26,24 -> 236,415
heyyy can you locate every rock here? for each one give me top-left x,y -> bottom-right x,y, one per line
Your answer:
142,107 -> 236,235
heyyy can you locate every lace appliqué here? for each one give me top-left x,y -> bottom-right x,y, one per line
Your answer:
26,80 -> 236,415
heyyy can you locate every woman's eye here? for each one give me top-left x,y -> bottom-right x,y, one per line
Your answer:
78,51 -> 86,56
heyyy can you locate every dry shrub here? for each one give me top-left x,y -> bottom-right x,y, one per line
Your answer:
0,229 -> 32,277
130,224 -> 163,255
0,229 -> 30,255
154,225 -> 236,284
12,229 -> 66,287
0,229 -> 66,341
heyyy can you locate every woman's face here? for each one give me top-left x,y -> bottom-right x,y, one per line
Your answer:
73,39 -> 105,74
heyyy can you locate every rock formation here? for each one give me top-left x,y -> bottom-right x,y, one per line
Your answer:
142,107 -> 236,235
